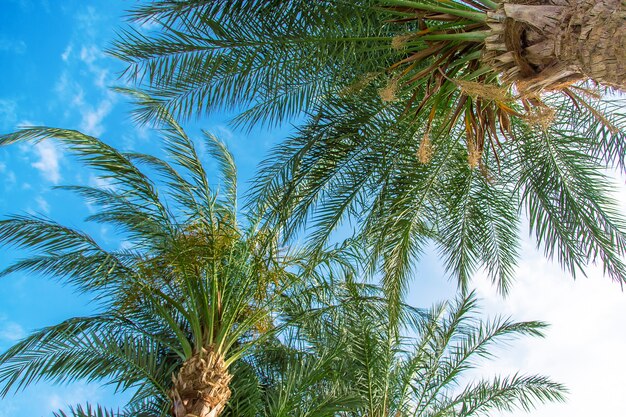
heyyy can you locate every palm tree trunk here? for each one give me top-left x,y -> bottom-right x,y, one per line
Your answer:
170,347 -> 232,417
483,0 -> 625,92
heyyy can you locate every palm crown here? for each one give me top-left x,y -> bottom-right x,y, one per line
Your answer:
111,0 -> 626,310
281,274 -> 566,417
0,110 -> 299,416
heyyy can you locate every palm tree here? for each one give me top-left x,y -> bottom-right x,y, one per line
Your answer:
281,274 -> 566,417
0,111 -> 306,416
111,1 -> 626,308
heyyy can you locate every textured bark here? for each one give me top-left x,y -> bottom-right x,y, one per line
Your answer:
483,0 -> 625,92
170,347 -> 232,417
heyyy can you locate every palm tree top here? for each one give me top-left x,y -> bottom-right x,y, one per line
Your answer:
109,0 -> 626,306
0,107 -> 300,416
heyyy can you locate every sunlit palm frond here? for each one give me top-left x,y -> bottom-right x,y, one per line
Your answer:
0,315 -> 171,399
508,107 -> 626,282
255,84 -> 626,307
110,0 -> 399,128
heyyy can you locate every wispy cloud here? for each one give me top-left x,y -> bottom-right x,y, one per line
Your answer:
137,16 -> 161,32
212,125 -> 234,141
46,383 -> 100,414
74,6 -> 100,38
2,170 -> 17,192
79,44 -> 110,89
0,37 -> 27,54
60,44 -> 72,62
79,99 -> 113,137
55,70 -> 85,109
31,140 -> 62,184
79,44 -> 99,65
88,173 -> 115,190
0,315 -> 26,342
50,5 -> 120,142
66,6 -> 111,88
0,99 -> 18,129
54,69 -> 114,137
35,195 -> 50,213
55,40 -> 117,137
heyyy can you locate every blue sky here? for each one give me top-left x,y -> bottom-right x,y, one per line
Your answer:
1,1 -> 625,416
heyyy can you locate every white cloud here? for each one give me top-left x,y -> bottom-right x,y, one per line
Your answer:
98,226 -> 111,245
0,316 -> 26,342
55,71 -> 85,108
4,170 -> 17,189
0,99 -> 18,129
35,195 -> 50,213
74,6 -> 100,38
31,140 -> 62,184
88,173 -> 115,190
79,99 -> 113,137
466,175 -> 626,417
93,68 -> 109,89
0,38 -> 27,54
138,17 -> 160,32
46,383 -> 100,414
54,71 -> 70,93
80,47 -> 110,90
55,42 -> 116,136
134,124 -> 150,140
61,44 -> 72,61
72,88 -> 85,107
212,125 -> 234,141
469,255 -> 626,416
79,44 -> 100,66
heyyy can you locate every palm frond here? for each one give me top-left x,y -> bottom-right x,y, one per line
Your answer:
202,131 -> 238,214
512,112 -> 626,283
446,374 -> 566,416
53,404 -> 126,417
0,315 -> 171,398
110,1 -> 399,128
0,215 -> 133,292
